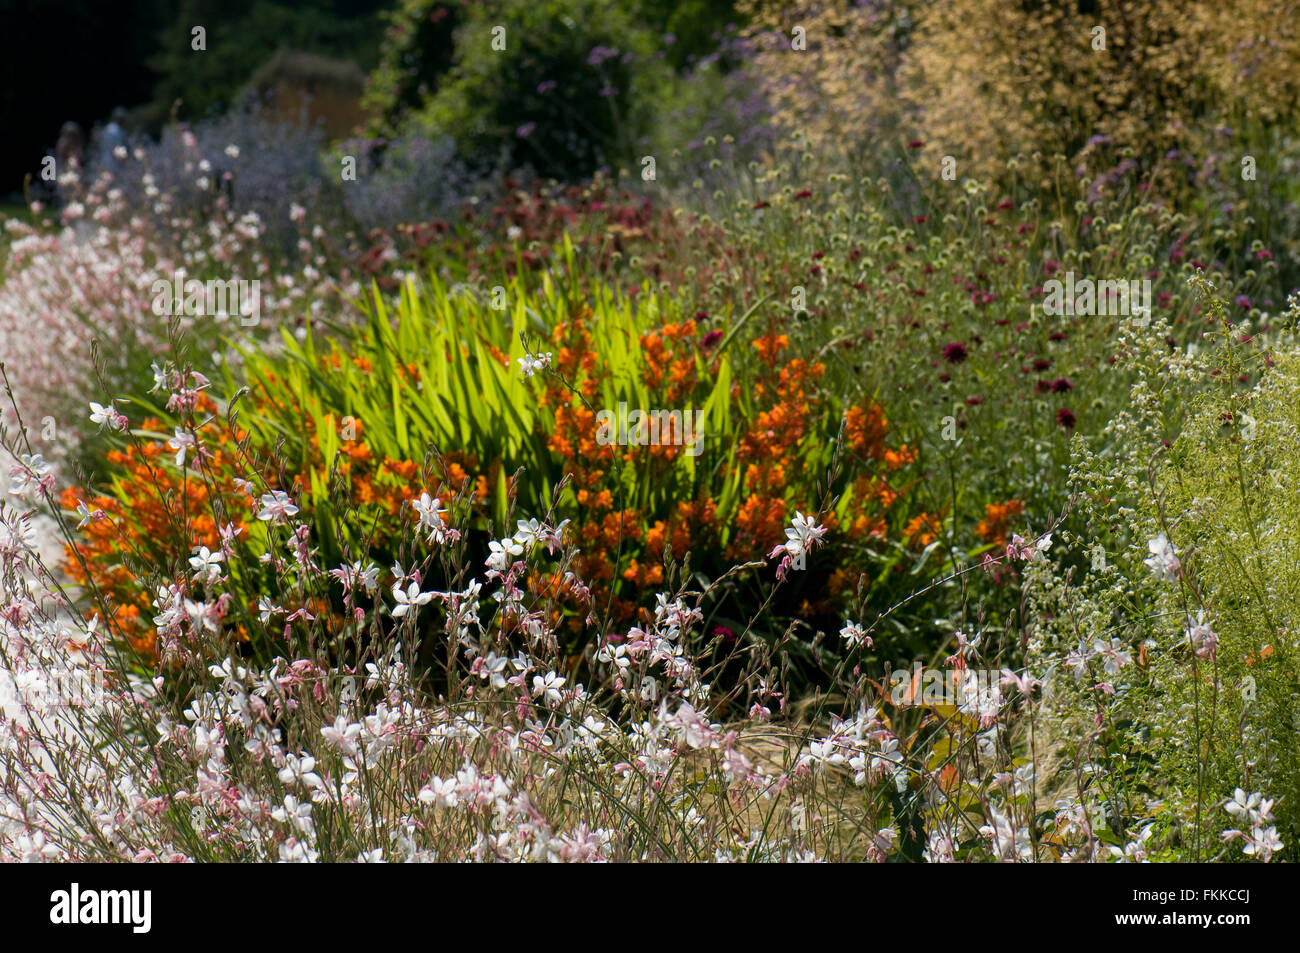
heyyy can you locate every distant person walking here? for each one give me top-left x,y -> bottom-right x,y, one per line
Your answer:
55,121 -> 86,174
104,107 -> 128,149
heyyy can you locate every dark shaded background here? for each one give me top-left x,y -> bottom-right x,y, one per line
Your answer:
0,0 -> 388,199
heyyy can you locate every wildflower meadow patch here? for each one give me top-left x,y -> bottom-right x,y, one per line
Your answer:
1,0 -> 1298,905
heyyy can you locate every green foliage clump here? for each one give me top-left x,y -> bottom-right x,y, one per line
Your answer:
365,0 -> 729,178
1026,279 -> 1300,860
149,0 -> 386,119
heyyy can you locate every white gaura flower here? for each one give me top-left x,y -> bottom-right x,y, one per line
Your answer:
277,753 -> 324,792
1091,638 -> 1131,676
257,490 -> 299,522
477,652 -> 509,689
1242,826 -> 1283,861
839,621 -> 872,650
320,716 -> 362,758
1224,788 -> 1263,821
411,492 -> 449,541
1144,533 -> 1181,583
486,536 -> 524,571
272,794 -> 314,835
74,499 -> 104,529
88,400 -> 122,431
783,511 -> 827,557
518,352 -> 553,378
532,671 -> 566,705
8,452 -> 52,497
258,597 -> 285,624
513,517 -> 544,548
1032,532 -> 1052,560
330,560 -> 380,595
391,581 -> 433,618
189,545 -> 224,584
168,428 -> 196,467
1186,610 -> 1218,660
0,504 -> 37,554
417,776 -> 459,808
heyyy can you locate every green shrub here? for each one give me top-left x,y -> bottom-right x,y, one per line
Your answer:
366,0 -> 673,178
1025,279 -> 1300,860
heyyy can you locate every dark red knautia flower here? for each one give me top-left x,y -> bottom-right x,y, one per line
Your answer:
942,342 -> 968,364
1056,408 -> 1076,429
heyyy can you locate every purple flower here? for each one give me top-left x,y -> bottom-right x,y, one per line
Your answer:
1236,295 -> 1252,310
587,45 -> 617,67
516,122 -> 536,139
536,80 -> 557,95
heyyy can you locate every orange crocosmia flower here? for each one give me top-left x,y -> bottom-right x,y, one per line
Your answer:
1247,644 -> 1275,667
884,446 -> 915,470
646,520 -> 668,555
975,499 -> 1026,546
903,512 -> 942,548
751,333 -> 790,365
850,514 -> 888,538
845,403 -> 889,460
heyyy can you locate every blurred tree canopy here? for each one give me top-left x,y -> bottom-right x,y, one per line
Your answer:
362,0 -> 741,179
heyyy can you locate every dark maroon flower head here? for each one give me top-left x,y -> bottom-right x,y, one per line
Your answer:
1051,377 -> 1074,393
942,342 -> 968,364
1035,380 -> 1052,394
701,330 -> 723,349
794,189 -> 813,200
1056,408 -> 1076,429
908,140 -> 925,149
1033,358 -> 1052,371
